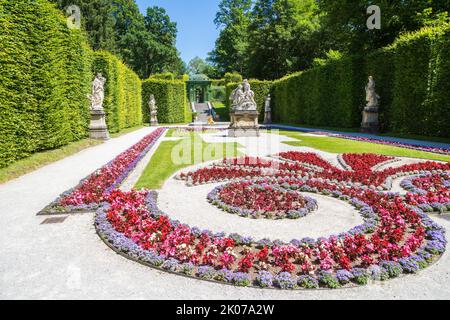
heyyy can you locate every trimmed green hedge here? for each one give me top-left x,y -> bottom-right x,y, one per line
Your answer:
225,80 -> 273,122
273,57 -> 364,128
142,79 -> 190,124
272,25 -> 450,137
0,0 -> 93,168
92,51 -> 142,133
149,72 -> 176,81
0,1 -> 143,168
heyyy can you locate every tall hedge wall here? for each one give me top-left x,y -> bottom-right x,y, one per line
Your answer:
92,51 -> 142,133
0,0 -> 93,168
273,57 -> 364,128
225,80 -> 273,122
272,25 -> 450,137
142,79 -> 190,124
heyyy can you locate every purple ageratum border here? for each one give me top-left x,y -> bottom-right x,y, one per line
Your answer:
37,128 -> 166,215
400,173 -> 450,213
207,182 -> 318,220
37,126 -> 230,216
95,189 -> 446,290
317,132 -> 450,156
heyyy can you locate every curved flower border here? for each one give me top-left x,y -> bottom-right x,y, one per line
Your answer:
95,187 -> 446,290
207,182 -> 318,220
301,130 -> 450,156
38,128 -> 166,215
36,125 -> 448,290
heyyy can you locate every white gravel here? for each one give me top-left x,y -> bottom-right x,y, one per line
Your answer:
0,127 -> 449,300
158,174 -> 364,242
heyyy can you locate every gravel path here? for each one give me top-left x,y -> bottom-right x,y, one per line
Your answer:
0,127 -> 449,300
158,177 -> 364,242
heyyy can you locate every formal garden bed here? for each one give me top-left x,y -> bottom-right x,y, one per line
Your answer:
31,128 -> 443,290
36,127 -> 449,290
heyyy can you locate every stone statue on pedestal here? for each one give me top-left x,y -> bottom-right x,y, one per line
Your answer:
263,94 -> 272,125
229,79 -> 260,137
148,94 -> 158,126
231,79 -> 257,111
88,73 -> 109,140
361,76 -> 380,134
89,73 -> 106,111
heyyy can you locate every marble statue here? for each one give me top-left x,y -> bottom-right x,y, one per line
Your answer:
229,80 -> 260,137
263,94 -> 272,125
89,73 -> 106,111
230,84 -> 244,111
230,80 -> 257,111
365,76 -> 380,110
88,73 -> 109,140
361,76 -> 380,133
148,94 -> 158,126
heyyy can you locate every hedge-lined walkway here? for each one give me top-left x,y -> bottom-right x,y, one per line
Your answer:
0,126 -> 449,299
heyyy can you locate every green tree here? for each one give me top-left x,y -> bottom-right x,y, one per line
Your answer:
247,0 -> 322,79
187,56 -> 219,78
208,0 -> 252,75
52,0 -> 184,78
110,4 -> 183,78
50,0 -> 117,52
318,0 -> 450,54
145,6 -> 177,47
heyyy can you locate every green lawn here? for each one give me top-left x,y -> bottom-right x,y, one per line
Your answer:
276,123 -> 450,144
212,101 -> 230,122
0,139 -> 103,184
379,133 -> 450,145
277,123 -> 360,133
277,130 -> 450,162
135,129 -> 242,189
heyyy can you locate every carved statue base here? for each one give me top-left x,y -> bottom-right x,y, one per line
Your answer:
89,109 -> 110,140
263,112 -> 272,125
361,107 -> 380,134
229,110 -> 260,137
150,117 -> 159,126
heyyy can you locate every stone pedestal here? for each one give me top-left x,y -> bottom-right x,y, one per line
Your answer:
229,110 -> 260,137
89,109 -> 110,140
150,118 -> 159,126
263,112 -> 272,125
361,107 -> 379,134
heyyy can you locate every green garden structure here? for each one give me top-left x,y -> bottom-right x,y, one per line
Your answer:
187,74 -> 212,103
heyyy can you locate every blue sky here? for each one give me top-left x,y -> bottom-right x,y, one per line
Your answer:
136,0 -> 221,64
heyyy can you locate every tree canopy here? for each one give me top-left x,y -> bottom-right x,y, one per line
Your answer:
208,0 -> 450,80
50,0 -> 184,78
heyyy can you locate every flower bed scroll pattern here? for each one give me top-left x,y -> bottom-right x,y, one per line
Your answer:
95,148 -> 449,290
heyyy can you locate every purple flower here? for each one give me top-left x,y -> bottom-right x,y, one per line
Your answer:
215,268 -> 234,283
351,268 -> 370,285
336,269 -> 354,284
256,271 -> 274,288
298,275 -> 319,289
162,258 -> 180,272
275,272 -> 297,290
180,262 -> 195,275
232,272 -> 251,287
197,266 -> 216,280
